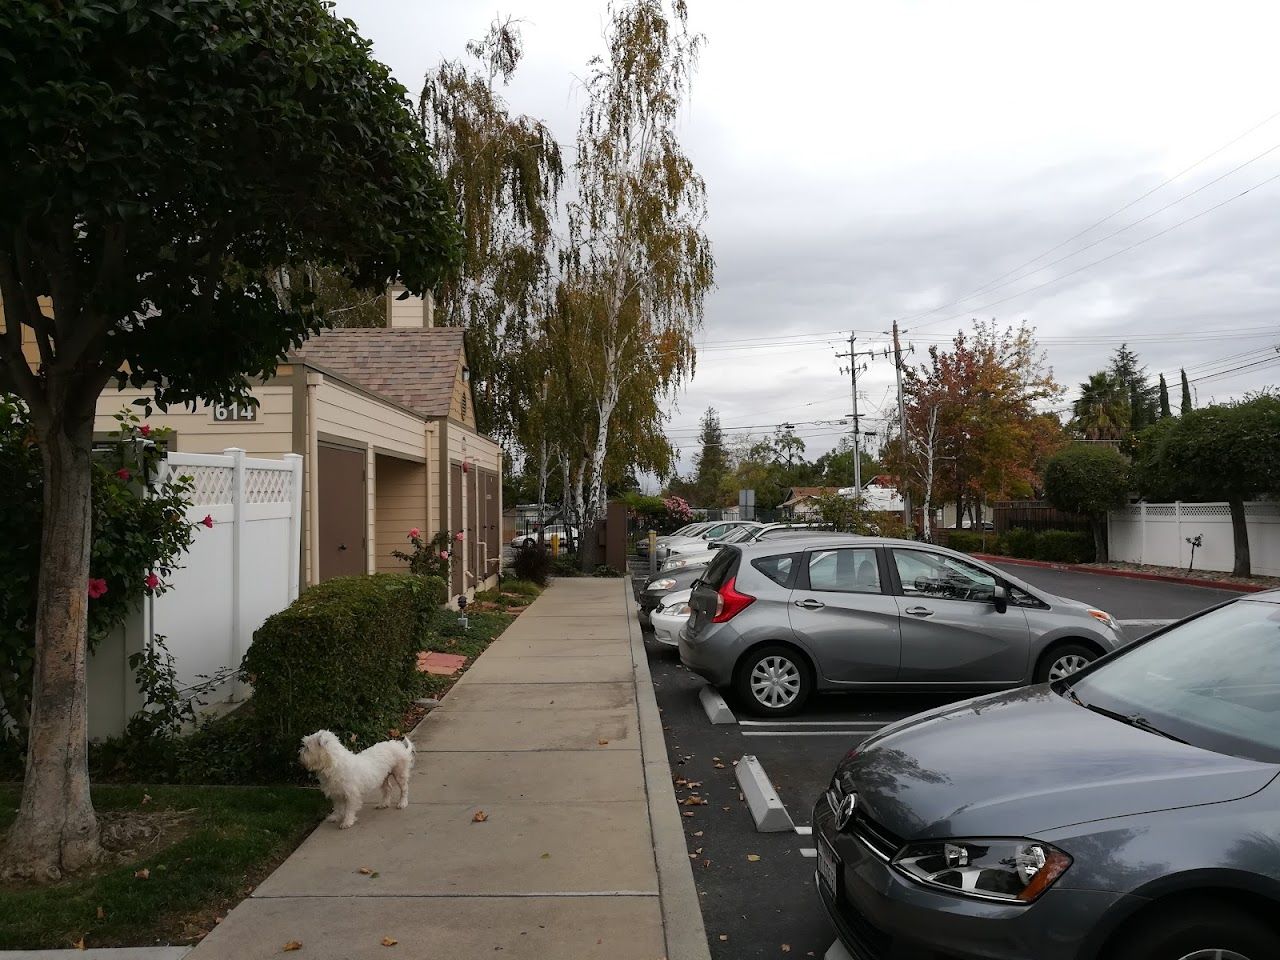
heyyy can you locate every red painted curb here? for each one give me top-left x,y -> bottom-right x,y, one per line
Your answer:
970,554 -> 1269,593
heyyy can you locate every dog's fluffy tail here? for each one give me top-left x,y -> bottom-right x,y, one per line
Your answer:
402,736 -> 416,769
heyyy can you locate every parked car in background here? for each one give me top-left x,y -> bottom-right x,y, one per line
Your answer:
655,520 -> 761,561
960,519 -> 995,531
661,524 -> 837,572
637,521 -> 706,558
638,563 -> 711,625
510,523 -> 579,550
814,589 -> 1280,960
649,588 -> 693,647
682,537 -> 1124,716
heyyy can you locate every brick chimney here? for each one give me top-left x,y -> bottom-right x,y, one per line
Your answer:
386,284 -> 435,328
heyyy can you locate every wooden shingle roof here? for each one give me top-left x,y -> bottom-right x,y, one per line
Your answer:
292,327 -> 465,419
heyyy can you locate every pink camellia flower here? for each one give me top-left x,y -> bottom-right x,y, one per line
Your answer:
116,468 -> 131,481
87,578 -> 108,599
454,531 -> 464,542
145,573 -> 160,590
439,550 -> 449,561
408,528 -> 421,540
201,514 -> 214,528
139,424 -> 151,438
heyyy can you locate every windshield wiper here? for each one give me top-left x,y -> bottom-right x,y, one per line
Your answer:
1071,696 -> 1189,744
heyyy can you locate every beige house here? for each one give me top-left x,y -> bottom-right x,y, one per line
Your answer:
91,291 -> 503,598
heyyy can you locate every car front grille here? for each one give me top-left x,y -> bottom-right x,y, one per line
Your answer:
851,810 -> 903,862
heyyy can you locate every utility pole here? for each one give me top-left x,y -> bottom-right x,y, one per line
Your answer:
836,333 -> 879,496
891,319 -> 912,527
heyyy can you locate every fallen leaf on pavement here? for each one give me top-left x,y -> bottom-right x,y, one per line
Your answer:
721,806 -> 731,811
692,830 -> 704,837
73,937 -> 85,950
782,945 -> 791,952
380,937 -> 398,947
597,739 -> 609,746
540,853 -> 551,859
283,941 -> 303,952
719,934 -> 728,941
358,867 -> 373,875
682,811 -> 694,818
747,854 -> 761,862
714,762 -> 726,769
134,868 -> 149,880
472,810 -> 488,822
712,756 -> 721,762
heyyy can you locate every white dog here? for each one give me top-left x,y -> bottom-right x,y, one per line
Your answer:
298,730 -> 415,829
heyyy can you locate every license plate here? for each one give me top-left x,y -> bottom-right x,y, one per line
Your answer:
817,834 -> 840,895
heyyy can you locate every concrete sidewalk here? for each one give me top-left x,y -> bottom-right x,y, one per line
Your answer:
187,578 -> 707,960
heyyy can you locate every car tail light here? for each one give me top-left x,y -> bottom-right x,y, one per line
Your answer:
712,576 -> 755,623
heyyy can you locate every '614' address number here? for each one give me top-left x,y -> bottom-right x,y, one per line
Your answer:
211,403 -> 258,422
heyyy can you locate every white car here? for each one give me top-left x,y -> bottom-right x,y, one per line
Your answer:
656,520 -> 761,561
510,523 -> 578,550
650,588 -> 693,647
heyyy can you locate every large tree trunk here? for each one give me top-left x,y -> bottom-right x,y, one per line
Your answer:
1227,494 -> 1251,577
1,412 -> 101,881
1091,517 -> 1108,563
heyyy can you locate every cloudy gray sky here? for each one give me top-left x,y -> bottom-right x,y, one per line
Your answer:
336,0 -> 1280,479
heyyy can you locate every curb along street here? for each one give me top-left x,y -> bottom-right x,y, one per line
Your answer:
971,553 -> 1269,593
625,581 -> 714,960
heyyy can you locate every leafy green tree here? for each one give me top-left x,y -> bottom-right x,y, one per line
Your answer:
1157,374 -> 1172,418
0,0 -> 459,880
1042,445 -> 1131,562
1180,368 -> 1194,415
421,17 -> 564,442
561,0 -> 713,566
691,407 -> 730,506
1133,395 -> 1280,576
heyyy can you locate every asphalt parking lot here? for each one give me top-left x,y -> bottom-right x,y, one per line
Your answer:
644,566 -> 1246,959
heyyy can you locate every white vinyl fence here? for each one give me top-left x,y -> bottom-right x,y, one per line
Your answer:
88,449 -> 303,739
1107,501 -> 1280,578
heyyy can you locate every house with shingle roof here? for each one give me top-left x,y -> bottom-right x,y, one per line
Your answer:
92,288 -> 503,598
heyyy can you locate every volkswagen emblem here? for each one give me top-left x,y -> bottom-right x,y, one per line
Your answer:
836,792 -> 858,831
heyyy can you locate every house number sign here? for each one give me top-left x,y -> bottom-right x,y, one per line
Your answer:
211,402 -> 258,423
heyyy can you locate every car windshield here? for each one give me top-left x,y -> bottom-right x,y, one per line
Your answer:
718,526 -> 755,544
1067,599 -> 1280,763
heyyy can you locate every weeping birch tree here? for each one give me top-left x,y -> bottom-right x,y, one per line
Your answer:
563,0 -> 713,565
421,18 -> 564,443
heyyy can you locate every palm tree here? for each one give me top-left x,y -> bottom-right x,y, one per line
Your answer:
1070,372 -> 1130,439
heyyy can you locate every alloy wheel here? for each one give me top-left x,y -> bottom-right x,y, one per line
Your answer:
1047,653 -> 1091,681
1176,951 -> 1251,960
750,656 -> 801,708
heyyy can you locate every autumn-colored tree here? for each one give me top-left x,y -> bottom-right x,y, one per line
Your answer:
560,0 -> 712,566
421,17 -> 564,443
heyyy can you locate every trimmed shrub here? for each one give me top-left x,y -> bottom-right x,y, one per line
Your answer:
946,531 -> 1000,553
1035,530 -> 1094,563
1002,527 -> 1038,559
242,574 -> 440,762
511,544 -> 552,586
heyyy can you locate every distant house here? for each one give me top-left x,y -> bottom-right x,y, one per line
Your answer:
779,486 -> 841,519
92,289 -> 503,599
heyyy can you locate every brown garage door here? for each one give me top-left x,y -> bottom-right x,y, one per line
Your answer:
467,466 -> 478,583
450,461 -> 464,597
483,470 -> 499,576
318,444 -> 366,581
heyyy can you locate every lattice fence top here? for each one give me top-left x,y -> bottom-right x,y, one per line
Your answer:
1181,503 -> 1230,517
1145,504 -> 1177,516
1113,505 -> 1143,518
1246,502 -> 1280,519
180,465 -> 234,506
245,467 -> 293,505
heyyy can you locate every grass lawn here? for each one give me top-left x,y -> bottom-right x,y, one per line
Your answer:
415,607 -> 518,700
0,784 -> 326,950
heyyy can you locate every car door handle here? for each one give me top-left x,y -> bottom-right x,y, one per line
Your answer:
794,599 -> 825,610
905,605 -> 934,617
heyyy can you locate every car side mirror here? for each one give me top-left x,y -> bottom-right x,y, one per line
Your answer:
992,583 -> 1008,614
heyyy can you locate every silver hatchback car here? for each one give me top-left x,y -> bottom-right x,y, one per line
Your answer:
681,537 -> 1126,716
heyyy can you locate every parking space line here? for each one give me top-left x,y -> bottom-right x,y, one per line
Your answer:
739,720 -> 892,727
800,847 -> 817,858
743,730 -> 880,737
795,826 -> 812,835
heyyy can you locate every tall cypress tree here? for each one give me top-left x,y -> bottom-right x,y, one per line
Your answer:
1158,374 -> 1171,418
1180,368 -> 1193,415
692,407 -> 730,506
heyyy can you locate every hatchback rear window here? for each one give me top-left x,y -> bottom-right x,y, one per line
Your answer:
752,553 -> 800,587
701,547 -> 738,590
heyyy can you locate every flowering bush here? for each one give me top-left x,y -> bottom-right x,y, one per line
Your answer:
392,528 -> 453,584
0,403 -> 200,744
663,495 -> 694,525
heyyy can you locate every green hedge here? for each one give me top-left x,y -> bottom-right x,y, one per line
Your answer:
949,527 -> 1094,564
242,574 -> 444,762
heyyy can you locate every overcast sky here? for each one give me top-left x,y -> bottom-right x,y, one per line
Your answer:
336,0 -> 1280,481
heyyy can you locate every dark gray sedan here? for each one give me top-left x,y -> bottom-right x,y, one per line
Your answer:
814,589 -> 1280,960
682,537 -> 1124,716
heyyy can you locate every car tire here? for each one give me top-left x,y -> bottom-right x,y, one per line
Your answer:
734,643 -> 813,717
1034,642 -> 1098,683
1106,899 -> 1280,960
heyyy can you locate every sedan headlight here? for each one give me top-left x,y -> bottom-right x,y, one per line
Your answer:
1087,608 -> 1119,631
892,839 -> 1071,903
646,578 -> 677,591
663,558 -> 690,570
